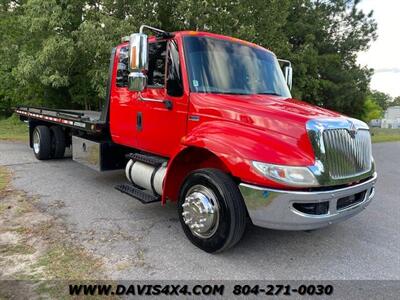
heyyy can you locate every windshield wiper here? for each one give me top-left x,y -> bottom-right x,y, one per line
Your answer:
256,92 -> 282,96
211,91 -> 252,95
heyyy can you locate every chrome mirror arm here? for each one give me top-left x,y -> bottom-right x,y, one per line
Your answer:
139,25 -> 174,39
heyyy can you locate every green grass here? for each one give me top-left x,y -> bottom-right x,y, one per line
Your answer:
0,244 -> 36,256
36,244 -> 103,279
371,128 -> 400,143
0,166 -> 10,192
0,114 -> 28,141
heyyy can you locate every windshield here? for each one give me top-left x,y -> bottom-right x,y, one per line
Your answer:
183,36 -> 291,97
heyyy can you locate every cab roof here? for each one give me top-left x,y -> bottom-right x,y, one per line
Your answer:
120,30 -> 274,55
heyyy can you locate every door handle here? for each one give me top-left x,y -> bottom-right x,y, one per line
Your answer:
138,93 -> 173,110
136,112 -> 142,131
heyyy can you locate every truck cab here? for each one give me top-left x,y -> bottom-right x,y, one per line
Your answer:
17,25 -> 377,253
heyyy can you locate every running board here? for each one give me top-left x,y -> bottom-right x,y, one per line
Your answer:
115,183 -> 160,204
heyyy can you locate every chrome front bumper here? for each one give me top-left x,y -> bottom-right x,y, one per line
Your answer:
239,173 -> 377,230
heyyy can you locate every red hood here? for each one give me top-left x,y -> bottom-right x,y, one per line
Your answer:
189,93 -> 343,139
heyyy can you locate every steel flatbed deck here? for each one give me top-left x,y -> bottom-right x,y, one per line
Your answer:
16,106 -> 107,134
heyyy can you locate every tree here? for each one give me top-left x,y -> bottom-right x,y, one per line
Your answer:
282,0 -> 377,119
368,90 -> 391,111
0,0 -> 26,115
0,0 -> 378,120
362,96 -> 382,122
10,0 -> 139,110
392,96 -> 400,106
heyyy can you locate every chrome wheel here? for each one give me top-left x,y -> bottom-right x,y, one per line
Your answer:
33,130 -> 40,154
181,185 -> 220,239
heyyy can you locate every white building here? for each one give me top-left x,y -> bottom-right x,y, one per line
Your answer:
381,106 -> 400,128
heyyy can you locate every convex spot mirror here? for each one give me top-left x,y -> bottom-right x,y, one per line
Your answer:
278,59 -> 293,90
128,33 -> 148,91
128,72 -> 147,92
284,66 -> 293,90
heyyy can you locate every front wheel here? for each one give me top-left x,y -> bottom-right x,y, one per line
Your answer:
178,168 -> 247,253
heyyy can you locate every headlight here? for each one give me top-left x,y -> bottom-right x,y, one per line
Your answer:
252,161 -> 319,187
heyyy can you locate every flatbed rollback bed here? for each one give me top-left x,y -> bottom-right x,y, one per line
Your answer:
16,102 -> 131,173
16,106 -> 106,134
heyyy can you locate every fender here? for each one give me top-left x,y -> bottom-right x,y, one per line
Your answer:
162,120 -> 315,203
184,120 -> 315,167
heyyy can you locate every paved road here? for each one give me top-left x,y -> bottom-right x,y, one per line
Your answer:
0,141 -> 399,280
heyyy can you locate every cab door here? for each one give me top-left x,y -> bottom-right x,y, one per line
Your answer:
136,39 -> 187,157
109,44 -> 138,148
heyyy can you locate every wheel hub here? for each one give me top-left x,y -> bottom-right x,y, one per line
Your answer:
33,131 -> 40,154
182,185 -> 219,239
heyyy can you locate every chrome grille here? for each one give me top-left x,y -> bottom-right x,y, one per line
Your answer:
322,129 -> 372,179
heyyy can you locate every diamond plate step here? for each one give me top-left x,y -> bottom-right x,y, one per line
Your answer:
126,153 -> 167,167
115,183 -> 160,204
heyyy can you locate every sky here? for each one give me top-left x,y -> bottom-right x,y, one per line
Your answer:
357,0 -> 400,98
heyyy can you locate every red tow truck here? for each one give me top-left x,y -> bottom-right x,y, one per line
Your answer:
16,25 -> 377,253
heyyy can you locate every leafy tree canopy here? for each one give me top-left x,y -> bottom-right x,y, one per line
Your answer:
391,96 -> 400,107
368,90 -> 392,111
0,0 -> 377,119
362,96 -> 383,122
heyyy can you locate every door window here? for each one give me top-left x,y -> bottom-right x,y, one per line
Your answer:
116,46 -> 129,87
166,40 -> 184,97
147,41 -> 167,87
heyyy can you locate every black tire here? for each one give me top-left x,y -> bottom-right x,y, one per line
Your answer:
50,126 -> 66,159
32,126 -> 52,160
178,168 -> 247,253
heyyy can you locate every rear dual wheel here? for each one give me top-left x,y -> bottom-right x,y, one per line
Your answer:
178,168 -> 247,253
33,126 -> 51,160
50,126 -> 66,159
32,125 -> 66,160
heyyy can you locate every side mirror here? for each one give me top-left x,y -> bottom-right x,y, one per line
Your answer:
128,33 -> 148,92
283,65 -> 293,90
128,33 -> 148,72
128,72 -> 147,92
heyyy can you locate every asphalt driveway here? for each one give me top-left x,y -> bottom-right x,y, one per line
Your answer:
0,141 -> 399,280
